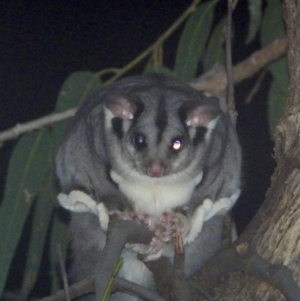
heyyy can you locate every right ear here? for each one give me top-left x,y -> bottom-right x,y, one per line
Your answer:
180,96 -> 221,128
104,93 -> 137,120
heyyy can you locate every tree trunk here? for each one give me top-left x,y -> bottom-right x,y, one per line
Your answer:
216,1 -> 300,300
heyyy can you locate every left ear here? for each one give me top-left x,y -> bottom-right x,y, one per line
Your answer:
184,97 -> 220,127
104,92 -> 137,120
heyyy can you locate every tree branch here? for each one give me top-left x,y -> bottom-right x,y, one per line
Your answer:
0,37 -> 287,146
282,0 -> 300,111
94,216 -> 154,301
0,108 -> 77,145
40,216 -> 167,301
190,38 -> 287,94
191,242 -> 300,301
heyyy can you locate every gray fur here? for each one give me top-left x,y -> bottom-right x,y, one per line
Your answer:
56,73 -> 241,300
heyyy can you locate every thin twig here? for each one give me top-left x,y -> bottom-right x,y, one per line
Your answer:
0,108 -> 77,144
97,68 -> 121,79
56,244 -> 71,301
226,0 -> 236,124
245,69 -> 267,104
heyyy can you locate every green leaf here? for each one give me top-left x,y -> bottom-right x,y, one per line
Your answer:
49,212 -> 68,294
55,71 -> 102,112
261,0 -> 287,135
268,80 -> 286,136
269,57 -> 289,92
0,130 -> 51,295
267,57 -> 288,135
174,0 -> 218,81
261,0 -> 285,46
246,0 -> 263,43
20,172 -> 56,300
52,71 -> 102,150
203,18 -> 226,72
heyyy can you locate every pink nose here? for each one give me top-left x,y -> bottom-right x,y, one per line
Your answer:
147,161 -> 164,177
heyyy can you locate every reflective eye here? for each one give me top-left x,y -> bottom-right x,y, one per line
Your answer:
133,133 -> 147,149
171,138 -> 183,151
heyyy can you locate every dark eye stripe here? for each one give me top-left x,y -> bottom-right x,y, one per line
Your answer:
111,118 -> 123,139
192,127 -> 207,146
155,95 -> 168,143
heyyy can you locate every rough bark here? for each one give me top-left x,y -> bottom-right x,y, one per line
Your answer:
215,1 -> 300,300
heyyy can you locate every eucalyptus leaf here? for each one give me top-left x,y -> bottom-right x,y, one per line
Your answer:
20,172 -> 55,300
268,81 -> 286,136
174,0 -> 218,81
0,130 -> 51,295
267,57 -> 288,135
55,71 -> 102,113
203,18 -> 226,72
246,0 -> 263,43
49,212 -> 69,294
261,0 -> 285,46
261,0 -> 287,134
52,71 -> 102,151
268,57 -> 289,92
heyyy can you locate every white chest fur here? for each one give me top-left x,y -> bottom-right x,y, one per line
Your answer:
110,169 -> 203,217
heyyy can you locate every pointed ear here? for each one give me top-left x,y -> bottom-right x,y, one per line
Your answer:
104,93 -> 137,120
184,97 -> 220,127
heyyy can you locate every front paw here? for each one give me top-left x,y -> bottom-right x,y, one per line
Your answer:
126,237 -> 174,261
159,211 -> 191,242
159,203 -> 210,245
115,210 -> 155,229
126,237 -> 162,255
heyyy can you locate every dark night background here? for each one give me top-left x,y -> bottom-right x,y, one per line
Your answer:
0,0 -> 275,297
